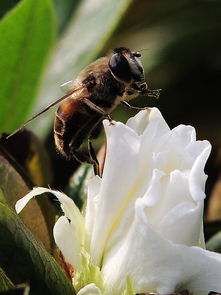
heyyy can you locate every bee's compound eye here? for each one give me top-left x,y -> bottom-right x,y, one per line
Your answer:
109,53 -> 132,83
129,56 -> 144,82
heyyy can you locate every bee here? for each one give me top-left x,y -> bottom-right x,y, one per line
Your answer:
7,47 -> 161,176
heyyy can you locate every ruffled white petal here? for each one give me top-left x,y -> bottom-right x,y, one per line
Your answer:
97,108 -> 215,294
77,283 -> 102,295
189,141 -> 211,201
126,108 -> 170,136
148,170 -> 204,246
87,108 -> 213,266
126,108 -> 152,134
15,187 -> 85,247
148,125 -> 197,173
174,245 -> 221,295
88,110 -> 171,266
102,199 -> 221,295
89,121 -> 141,265
53,216 -> 81,270
15,187 -> 50,213
52,189 -> 85,244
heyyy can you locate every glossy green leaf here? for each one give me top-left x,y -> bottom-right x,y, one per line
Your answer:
0,0 -> 56,133
32,0 -> 133,137
0,203 -> 75,295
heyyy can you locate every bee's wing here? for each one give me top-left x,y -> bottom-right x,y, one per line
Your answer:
6,84 -> 86,139
60,80 -> 75,93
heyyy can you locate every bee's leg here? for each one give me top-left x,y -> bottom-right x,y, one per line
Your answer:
127,82 -> 162,99
87,121 -> 103,177
81,97 -> 114,124
70,148 -> 100,176
69,119 -> 102,176
145,88 -> 162,99
121,100 -> 150,110
88,139 -> 100,176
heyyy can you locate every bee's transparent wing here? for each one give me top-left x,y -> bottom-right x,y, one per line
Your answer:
6,84 -> 86,139
60,80 -> 75,93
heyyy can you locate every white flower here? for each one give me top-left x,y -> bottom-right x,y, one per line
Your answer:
16,108 -> 221,295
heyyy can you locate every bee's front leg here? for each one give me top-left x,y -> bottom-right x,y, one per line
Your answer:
121,100 -> 150,110
130,82 -> 162,99
122,82 -> 161,110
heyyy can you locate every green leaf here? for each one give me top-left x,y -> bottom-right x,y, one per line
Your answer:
0,0 -> 56,134
0,267 -> 14,292
53,0 -> 81,33
0,150 -> 54,254
66,164 -> 91,209
206,231 -> 221,253
32,0 -> 133,137
0,190 -> 7,205
0,203 -> 75,295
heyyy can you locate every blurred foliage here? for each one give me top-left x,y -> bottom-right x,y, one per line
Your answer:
0,138 -> 55,253
0,0 -> 56,133
53,0 -> 81,33
0,203 -> 75,295
0,0 -> 221,293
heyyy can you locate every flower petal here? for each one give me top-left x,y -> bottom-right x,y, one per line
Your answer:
147,125 -> 196,173
85,175 -> 102,247
53,216 -> 81,270
101,198 -> 221,295
174,245 -> 221,295
146,170 -> 204,246
54,192 -> 85,245
15,187 -> 85,245
89,121 -> 141,265
15,187 -> 50,213
77,283 -> 102,295
88,109 -> 171,266
126,108 -> 170,136
189,140 -> 211,201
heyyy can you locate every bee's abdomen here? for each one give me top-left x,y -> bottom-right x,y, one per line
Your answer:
54,98 -> 102,159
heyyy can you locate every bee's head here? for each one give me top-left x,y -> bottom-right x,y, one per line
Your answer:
108,47 -> 144,84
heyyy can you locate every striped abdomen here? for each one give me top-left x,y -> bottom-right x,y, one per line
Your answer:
54,97 -> 103,159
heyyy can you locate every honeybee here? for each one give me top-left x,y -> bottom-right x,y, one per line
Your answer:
7,47 -> 161,176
